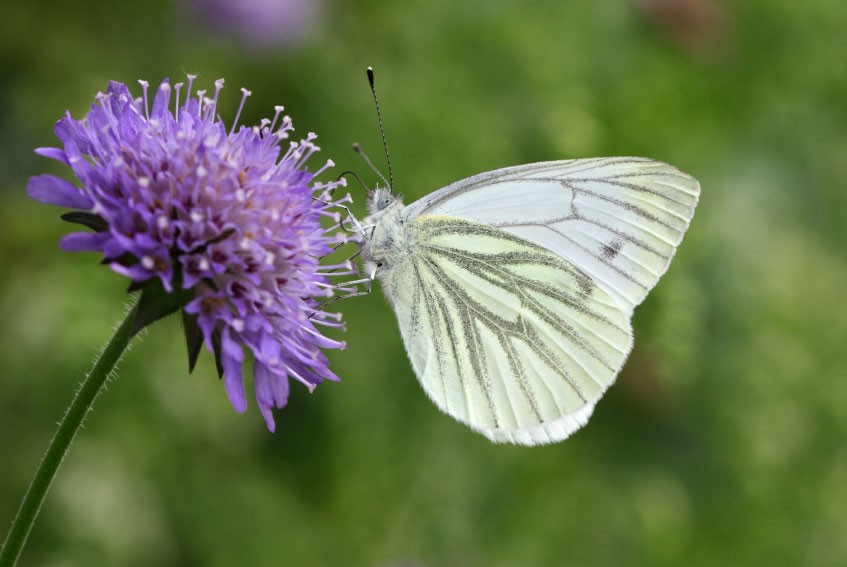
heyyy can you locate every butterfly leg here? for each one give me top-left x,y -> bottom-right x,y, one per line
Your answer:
325,270 -> 375,296
337,205 -> 368,240
312,196 -> 370,242
319,240 -> 357,260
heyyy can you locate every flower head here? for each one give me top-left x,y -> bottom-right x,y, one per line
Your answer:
185,0 -> 321,52
29,77 -> 354,431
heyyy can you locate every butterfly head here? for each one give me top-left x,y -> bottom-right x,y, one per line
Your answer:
367,186 -> 402,216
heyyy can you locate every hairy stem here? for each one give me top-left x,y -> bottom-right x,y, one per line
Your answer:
0,301 -> 141,566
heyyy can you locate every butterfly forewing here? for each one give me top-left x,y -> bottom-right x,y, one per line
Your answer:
402,158 -> 700,312
385,216 -> 633,445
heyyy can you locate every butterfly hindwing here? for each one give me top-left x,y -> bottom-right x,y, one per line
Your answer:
384,215 -> 633,445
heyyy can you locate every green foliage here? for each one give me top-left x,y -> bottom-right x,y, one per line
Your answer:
1,0 -> 845,564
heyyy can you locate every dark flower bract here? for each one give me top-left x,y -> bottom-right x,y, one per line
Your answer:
29,77 -> 353,431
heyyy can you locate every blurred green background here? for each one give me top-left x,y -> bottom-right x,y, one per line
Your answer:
1,0 -> 845,565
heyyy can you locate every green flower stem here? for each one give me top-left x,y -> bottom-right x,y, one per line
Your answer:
0,300 -> 141,567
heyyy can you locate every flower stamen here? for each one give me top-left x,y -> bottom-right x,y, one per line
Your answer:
231,87 -> 252,135
138,80 -> 150,119
211,78 -> 225,116
174,82 -> 184,122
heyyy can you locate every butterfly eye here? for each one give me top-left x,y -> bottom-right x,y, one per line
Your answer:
377,196 -> 393,210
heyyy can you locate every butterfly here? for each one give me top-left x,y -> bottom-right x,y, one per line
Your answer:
342,69 -> 699,446
352,157 -> 699,446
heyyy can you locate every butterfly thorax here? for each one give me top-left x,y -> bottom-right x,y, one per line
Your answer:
361,192 -> 411,293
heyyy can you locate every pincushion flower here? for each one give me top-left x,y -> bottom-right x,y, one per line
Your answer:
27,77 -> 353,431
2,75 -> 355,567
185,0 -> 321,52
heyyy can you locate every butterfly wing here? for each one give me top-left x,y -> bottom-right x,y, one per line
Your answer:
384,215 -> 633,445
402,158 -> 700,313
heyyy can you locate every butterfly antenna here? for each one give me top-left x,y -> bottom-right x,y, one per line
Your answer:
352,143 -> 389,189
367,66 -> 394,192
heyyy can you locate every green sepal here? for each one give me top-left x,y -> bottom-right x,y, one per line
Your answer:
103,252 -> 138,267
130,278 -> 195,335
60,211 -> 108,232
211,329 -> 224,379
126,278 -> 150,293
182,310 -> 204,374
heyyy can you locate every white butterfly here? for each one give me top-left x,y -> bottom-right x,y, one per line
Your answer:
348,156 -> 699,446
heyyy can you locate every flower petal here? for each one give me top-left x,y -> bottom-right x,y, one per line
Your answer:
254,362 -> 289,432
152,79 -> 171,117
62,140 -> 92,181
34,147 -> 69,164
54,115 -> 92,153
59,231 -> 110,252
107,81 -> 132,104
27,175 -> 93,209
221,330 -> 247,413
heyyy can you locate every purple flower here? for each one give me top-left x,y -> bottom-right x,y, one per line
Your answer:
185,0 -> 320,51
29,77 -> 355,431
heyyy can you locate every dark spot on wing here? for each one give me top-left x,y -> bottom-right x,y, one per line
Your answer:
601,239 -> 623,260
